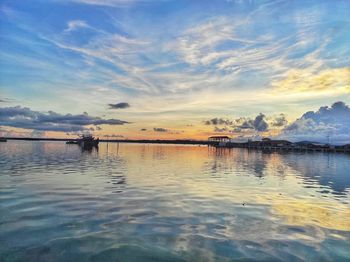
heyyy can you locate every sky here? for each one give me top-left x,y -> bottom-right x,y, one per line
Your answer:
0,0 -> 349,143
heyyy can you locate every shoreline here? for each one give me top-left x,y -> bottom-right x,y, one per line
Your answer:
3,137 -> 210,145
2,137 -> 350,154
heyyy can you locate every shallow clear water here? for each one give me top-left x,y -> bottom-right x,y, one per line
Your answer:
0,141 -> 349,262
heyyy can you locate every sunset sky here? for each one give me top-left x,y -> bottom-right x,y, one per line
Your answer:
0,0 -> 349,143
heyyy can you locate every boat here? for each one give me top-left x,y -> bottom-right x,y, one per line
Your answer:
0,137 -> 7,142
77,134 -> 99,149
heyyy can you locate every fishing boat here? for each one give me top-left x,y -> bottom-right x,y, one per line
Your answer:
77,134 -> 99,149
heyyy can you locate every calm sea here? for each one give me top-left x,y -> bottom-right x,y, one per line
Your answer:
0,141 -> 349,261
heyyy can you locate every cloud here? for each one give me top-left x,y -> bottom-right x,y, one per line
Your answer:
205,114 -> 269,133
64,20 -> 88,32
153,127 -> 168,132
174,16 -> 257,67
172,14 -> 308,76
204,118 -> 233,126
108,102 -> 130,109
61,0 -> 152,7
232,117 -> 254,130
272,67 -> 350,94
253,113 -> 268,132
0,106 -> 129,132
214,126 -> 229,133
152,127 -> 183,134
281,101 -> 350,144
271,114 -> 288,127
231,114 -> 269,132
0,97 -> 12,103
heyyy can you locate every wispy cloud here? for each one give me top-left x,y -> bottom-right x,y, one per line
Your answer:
173,16 -> 255,66
272,67 -> 350,94
0,97 -> 12,103
58,0 -> 153,7
64,20 -> 88,32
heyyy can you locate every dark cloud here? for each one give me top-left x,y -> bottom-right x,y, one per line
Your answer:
153,127 -> 168,132
271,114 -> 288,127
233,117 -> 254,130
281,101 -> 350,144
253,113 -> 268,131
206,114 -> 270,133
0,106 -> 129,132
232,114 -> 269,132
204,118 -> 233,125
152,127 -> 183,134
108,102 -> 130,109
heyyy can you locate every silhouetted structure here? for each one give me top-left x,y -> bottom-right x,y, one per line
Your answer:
78,134 -> 99,149
208,136 -> 231,142
65,134 -> 99,149
209,137 -> 350,153
208,136 -> 231,147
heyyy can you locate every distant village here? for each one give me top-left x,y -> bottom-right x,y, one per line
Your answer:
208,136 -> 350,153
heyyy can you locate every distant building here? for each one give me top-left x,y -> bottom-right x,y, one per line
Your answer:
208,136 -> 231,142
261,138 -> 292,147
208,136 -> 231,147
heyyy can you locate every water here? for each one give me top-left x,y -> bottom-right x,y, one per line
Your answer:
0,141 -> 349,262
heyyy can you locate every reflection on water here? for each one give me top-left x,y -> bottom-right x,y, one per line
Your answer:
0,141 -> 349,261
